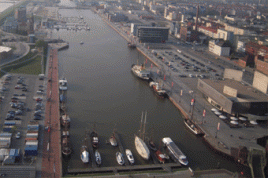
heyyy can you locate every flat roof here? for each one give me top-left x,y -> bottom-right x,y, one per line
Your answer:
0,46 -> 12,53
201,78 -> 268,102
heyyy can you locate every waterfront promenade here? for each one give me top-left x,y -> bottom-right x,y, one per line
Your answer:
97,10 -> 267,169
41,48 -> 62,178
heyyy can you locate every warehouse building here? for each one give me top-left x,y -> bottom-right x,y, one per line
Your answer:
137,26 -> 169,43
197,69 -> 268,119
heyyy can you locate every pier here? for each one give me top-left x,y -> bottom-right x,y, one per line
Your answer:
68,163 -> 181,175
114,132 -> 129,166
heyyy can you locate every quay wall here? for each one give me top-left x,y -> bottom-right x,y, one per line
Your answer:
97,11 -> 241,165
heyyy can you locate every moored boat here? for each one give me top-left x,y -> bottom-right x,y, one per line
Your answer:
127,42 -> 136,49
59,78 -> 67,91
80,145 -> 89,163
149,81 -> 167,98
125,149 -> 135,165
62,136 -> 71,156
109,133 -> 117,147
61,114 -> 71,127
116,152 -> 125,165
135,135 -> 150,160
184,119 -> 203,135
95,150 -> 101,166
155,150 -> 166,164
90,131 -> 99,148
162,137 -> 188,166
148,140 -> 157,151
131,64 -> 151,80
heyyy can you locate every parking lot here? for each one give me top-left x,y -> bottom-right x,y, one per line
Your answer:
0,73 -> 47,169
152,49 -> 224,80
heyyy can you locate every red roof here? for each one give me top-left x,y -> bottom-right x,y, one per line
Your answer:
198,26 -> 217,33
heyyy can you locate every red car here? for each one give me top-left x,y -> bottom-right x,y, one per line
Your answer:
36,98 -> 42,102
14,85 -> 20,89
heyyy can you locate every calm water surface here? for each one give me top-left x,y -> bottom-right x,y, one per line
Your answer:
53,8 -> 250,176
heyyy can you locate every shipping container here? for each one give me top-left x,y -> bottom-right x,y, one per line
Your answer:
0,140 -> 10,148
0,149 -> 9,161
26,133 -> 38,138
25,137 -> 37,141
4,121 -> 16,126
0,133 -> 12,138
2,126 -> 14,132
27,130 -> 38,134
24,145 -> 38,156
25,140 -> 38,146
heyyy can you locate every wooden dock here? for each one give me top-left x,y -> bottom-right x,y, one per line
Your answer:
87,131 -> 97,168
68,163 -> 182,175
114,132 -> 129,166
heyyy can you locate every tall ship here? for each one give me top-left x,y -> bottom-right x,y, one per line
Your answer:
59,78 -> 68,91
131,64 -> 151,81
149,81 -> 167,98
184,119 -> 203,135
135,112 -> 150,160
162,137 -> 188,166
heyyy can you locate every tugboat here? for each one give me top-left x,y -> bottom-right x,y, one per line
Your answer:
149,81 -> 167,98
154,149 -> 167,164
61,114 -> 71,128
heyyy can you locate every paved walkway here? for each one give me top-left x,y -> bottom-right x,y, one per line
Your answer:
41,48 -> 62,178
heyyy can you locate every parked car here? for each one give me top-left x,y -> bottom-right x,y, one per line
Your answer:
15,110 -> 23,115
14,85 -> 20,89
14,117 -> 21,120
16,132 -> 21,139
33,115 -> 42,120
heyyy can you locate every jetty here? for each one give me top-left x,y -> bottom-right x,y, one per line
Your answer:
114,132 -> 129,166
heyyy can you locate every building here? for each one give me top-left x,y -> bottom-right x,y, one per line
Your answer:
108,12 -> 128,22
197,69 -> 268,118
0,46 -> 13,60
131,23 -> 152,36
2,17 -> 18,33
137,26 -> 169,43
209,40 -> 230,56
14,7 -> 27,23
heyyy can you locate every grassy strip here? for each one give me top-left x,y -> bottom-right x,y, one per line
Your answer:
3,55 -> 42,75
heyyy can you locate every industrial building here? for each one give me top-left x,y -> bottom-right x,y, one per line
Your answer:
137,26 -> 169,43
197,69 -> 268,119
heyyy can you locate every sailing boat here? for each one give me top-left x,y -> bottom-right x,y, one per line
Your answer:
134,111 -> 150,160
131,54 -> 151,81
80,131 -> 89,164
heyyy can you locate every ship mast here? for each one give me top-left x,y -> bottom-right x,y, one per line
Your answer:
143,111 -> 147,141
139,112 -> 144,137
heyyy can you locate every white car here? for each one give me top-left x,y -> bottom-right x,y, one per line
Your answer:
16,132 -> 21,139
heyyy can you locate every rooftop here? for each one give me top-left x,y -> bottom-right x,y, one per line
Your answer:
0,46 -> 12,53
202,78 -> 268,102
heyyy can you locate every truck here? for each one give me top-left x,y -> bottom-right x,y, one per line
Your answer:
24,145 -> 38,156
162,137 -> 188,166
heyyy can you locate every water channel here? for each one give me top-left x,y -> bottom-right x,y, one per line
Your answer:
53,7 -> 250,176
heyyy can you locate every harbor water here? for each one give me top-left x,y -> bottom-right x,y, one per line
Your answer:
53,8 -> 250,176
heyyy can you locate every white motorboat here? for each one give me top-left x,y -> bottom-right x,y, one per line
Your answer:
95,150 -> 101,166
59,78 -> 67,91
116,152 -> 125,166
109,133 -> 117,147
80,41 -> 84,45
131,64 -> 151,80
80,145 -> 89,164
125,149 -> 135,165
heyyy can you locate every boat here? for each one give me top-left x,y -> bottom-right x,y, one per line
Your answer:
184,119 -> 203,135
80,145 -> 89,163
59,78 -> 67,91
149,81 -> 167,98
90,130 -> 99,148
154,150 -> 166,164
127,42 -> 136,49
135,112 -> 150,160
80,41 -> 84,45
116,152 -> 125,165
131,64 -> 151,81
62,136 -> 71,156
109,132 -> 117,147
148,140 -> 157,151
162,137 -> 188,166
95,150 -> 101,166
61,114 -> 71,127
59,94 -> 65,103
125,149 -> 135,165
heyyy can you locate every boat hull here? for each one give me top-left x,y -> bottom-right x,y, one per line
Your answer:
131,64 -> 151,81
135,135 -> 150,160
184,119 -> 203,135
109,136 -> 117,147
116,152 -> 125,165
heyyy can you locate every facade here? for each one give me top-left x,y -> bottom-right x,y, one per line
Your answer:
197,77 -> 268,117
137,27 -> 169,43
131,23 -> 151,36
209,40 -> 230,56
108,13 -> 128,22
14,7 -> 27,23
2,17 -> 18,33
